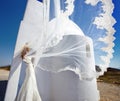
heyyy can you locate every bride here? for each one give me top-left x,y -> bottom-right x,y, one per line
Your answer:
16,44 -> 42,101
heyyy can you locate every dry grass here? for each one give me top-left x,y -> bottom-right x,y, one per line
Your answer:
98,68 -> 120,85
0,65 -> 10,71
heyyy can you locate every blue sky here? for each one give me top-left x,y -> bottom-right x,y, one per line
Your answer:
0,0 -> 120,68
110,0 -> 120,68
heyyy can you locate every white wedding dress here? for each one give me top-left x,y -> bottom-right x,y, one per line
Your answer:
16,56 -> 42,101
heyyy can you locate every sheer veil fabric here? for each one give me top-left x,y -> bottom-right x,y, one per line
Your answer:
5,0 -> 115,101
5,0 -> 99,101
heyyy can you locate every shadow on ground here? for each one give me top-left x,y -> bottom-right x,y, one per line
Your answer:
0,81 -> 7,101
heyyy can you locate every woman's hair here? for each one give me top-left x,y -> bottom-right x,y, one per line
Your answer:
21,45 -> 30,59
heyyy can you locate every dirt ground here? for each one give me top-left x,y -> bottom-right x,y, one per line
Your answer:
0,70 -> 9,81
97,82 -> 120,101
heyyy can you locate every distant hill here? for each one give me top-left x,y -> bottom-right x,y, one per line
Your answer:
107,67 -> 120,72
0,65 -> 10,71
98,67 -> 120,85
